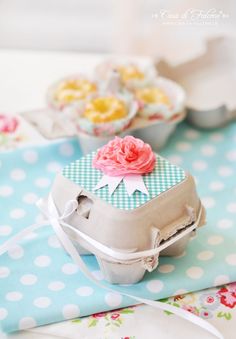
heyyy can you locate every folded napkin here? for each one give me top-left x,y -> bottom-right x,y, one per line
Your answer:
28,283 -> 236,339
0,122 -> 235,333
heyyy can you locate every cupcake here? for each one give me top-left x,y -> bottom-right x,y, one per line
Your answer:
95,60 -> 157,90
47,75 -> 97,110
134,78 -> 186,121
83,96 -> 128,123
76,93 -> 138,137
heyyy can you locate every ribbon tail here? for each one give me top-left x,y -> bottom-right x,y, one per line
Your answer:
123,174 -> 149,196
94,175 -> 123,196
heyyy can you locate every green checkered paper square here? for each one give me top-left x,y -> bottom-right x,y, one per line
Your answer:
62,152 -> 186,210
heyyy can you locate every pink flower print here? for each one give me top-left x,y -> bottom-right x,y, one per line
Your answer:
218,287 -> 236,309
92,311 -> 108,318
199,309 -> 213,319
199,293 -> 220,310
182,305 -> 199,316
228,282 -> 236,294
111,313 -> 120,320
0,114 -> 19,134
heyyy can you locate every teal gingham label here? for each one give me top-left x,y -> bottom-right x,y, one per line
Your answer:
62,152 -> 186,210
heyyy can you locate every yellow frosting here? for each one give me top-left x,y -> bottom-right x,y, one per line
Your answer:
83,97 -> 128,123
135,87 -> 171,106
54,79 -> 97,105
117,65 -> 145,83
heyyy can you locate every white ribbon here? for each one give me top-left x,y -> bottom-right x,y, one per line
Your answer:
0,195 -> 224,339
94,174 -> 148,196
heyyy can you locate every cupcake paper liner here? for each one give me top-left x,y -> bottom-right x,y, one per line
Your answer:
136,77 -> 186,121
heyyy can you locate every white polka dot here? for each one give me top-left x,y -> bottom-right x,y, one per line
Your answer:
0,225 -> 12,236
8,245 -> 24,259
10,168 -> 26,181
35,177 -> 51,188
59,143 -> 74,157
214,275 -> 230,286
192,160 -> 208,171
209,181 -> 224,191
197,250 -> 214,261
158,264 -> 175,273
185,129 -> 200,140
0,185 -> 13,197
20,274 -> 38,286
202,197 -> 215,209
10,208 -> 26,219
6,291 -> 23,301
23,150 -> 38,164
48,235 -> 61,248
19,317 -> 37,330
176,142 -> 191,152
62,304 -> 80,319
91,270 -> 104,281
201,145 -> 216,156
47,162 -> 62,173
210,133 -> 224,142
186,266 -> 204,279
34,255 -> 51,267
34,297 -> 51,308
226,150 -> 236,162
0,266 -> 10,278
146,280 -> 164,293
105,292 -> 122,307
167,155 -> 183,165
217,219 -> 233,229
23,193 -> 38,204
227,203 -> 236,213
225,253 -> 236,266
0,308 -> 8,320
48,281 -> 65,291
218,166 -> 233,177
76,286 -> 94,297
62,263 -> 78,275
208,235 -> 224,245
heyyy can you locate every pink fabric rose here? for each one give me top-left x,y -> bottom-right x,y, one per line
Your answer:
93,135 -> 156,176
0,114 -> 19,134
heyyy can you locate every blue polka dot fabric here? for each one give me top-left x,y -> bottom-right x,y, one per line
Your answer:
0,122 -> 235,333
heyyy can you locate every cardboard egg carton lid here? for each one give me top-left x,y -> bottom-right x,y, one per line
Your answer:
156,36 -> 236,115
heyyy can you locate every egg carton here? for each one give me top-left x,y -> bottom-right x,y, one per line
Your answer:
157,36 -> 236,129
46,151 -> 206,284
22,76 -> 186,154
